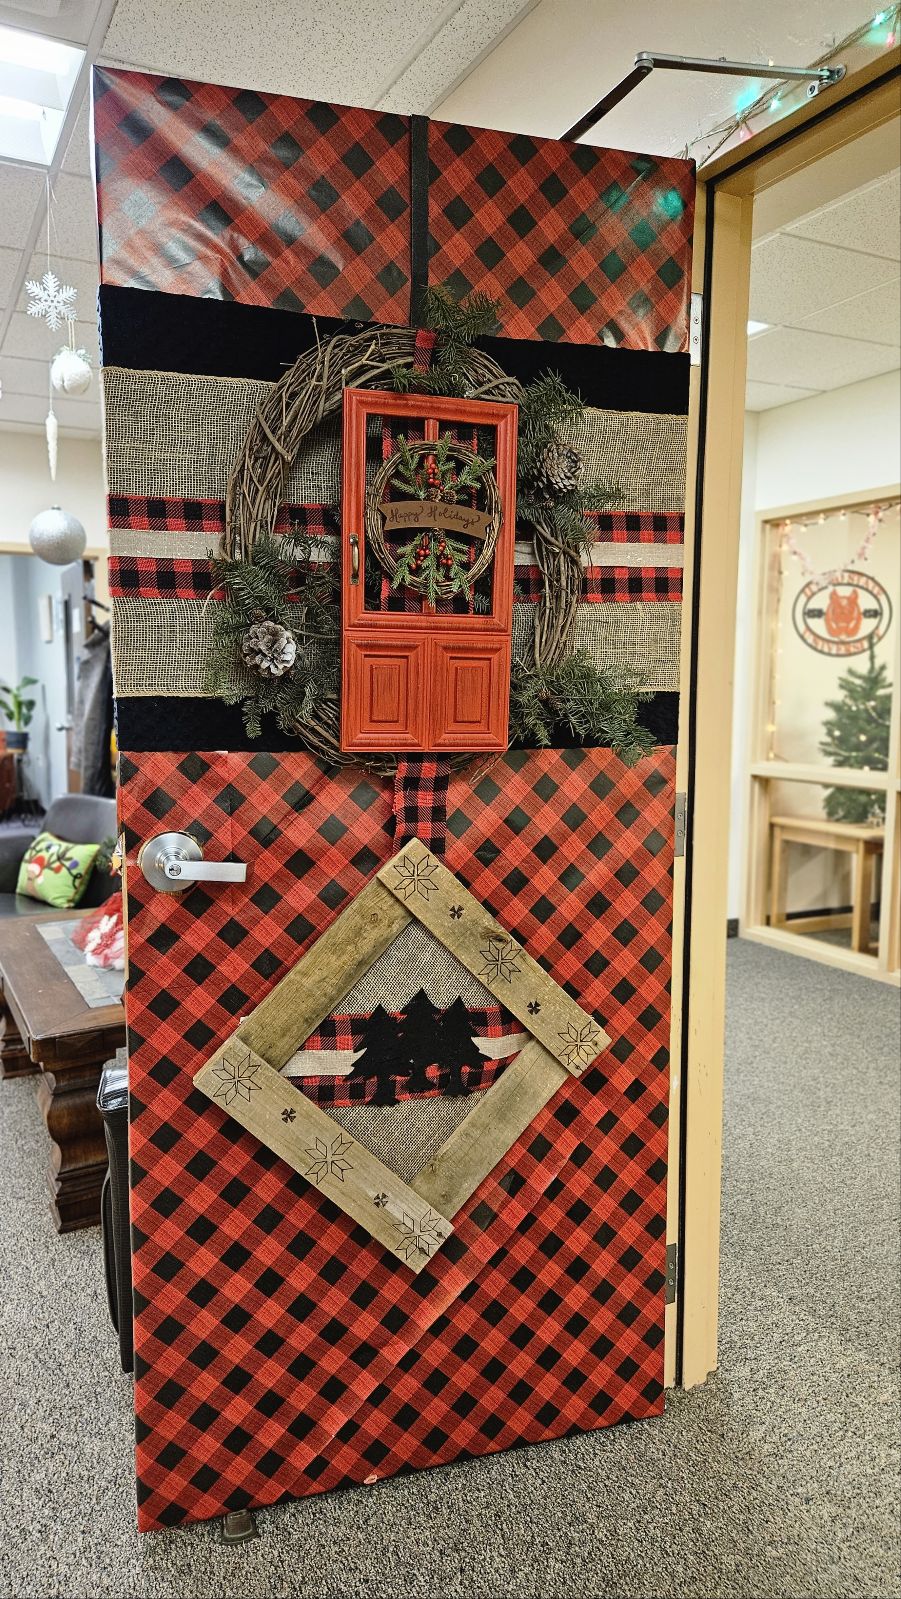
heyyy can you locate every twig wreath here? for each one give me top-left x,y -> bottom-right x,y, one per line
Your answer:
208,289 -> 655,769
368,434 -> 499,603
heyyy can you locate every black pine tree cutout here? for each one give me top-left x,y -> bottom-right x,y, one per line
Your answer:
350,1003 -> 403,1105
434,997 -> 481,1096
400,989 -> 440,1093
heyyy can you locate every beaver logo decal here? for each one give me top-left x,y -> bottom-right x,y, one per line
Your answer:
793,570 -> 891,657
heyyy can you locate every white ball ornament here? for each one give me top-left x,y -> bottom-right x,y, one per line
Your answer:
28,505 -> 87,566
50,346 -> 92,396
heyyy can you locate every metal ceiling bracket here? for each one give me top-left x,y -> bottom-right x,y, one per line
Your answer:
564,52 -> 847,142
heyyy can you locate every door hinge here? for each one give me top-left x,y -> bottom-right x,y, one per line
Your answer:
665,1241 -> 678,1304
674,791 -> 688,857
689,292 -> 703,366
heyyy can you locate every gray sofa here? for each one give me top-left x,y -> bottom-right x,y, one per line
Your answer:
0,794 -> 117,918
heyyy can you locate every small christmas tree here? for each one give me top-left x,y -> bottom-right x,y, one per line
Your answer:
819,641 -> 892,824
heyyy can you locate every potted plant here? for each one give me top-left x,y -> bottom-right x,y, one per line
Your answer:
0,677 -> 39,752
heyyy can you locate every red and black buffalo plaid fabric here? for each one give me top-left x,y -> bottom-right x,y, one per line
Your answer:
427,120 -> 694,349
93,68 -> 694,348
120,745 -> 674,1530
295,1003 -> 520,1106
392,755 -> 452,855
93,69 -> 412,323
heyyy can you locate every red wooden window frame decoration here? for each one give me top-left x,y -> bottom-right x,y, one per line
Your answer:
341,388 -> 517,754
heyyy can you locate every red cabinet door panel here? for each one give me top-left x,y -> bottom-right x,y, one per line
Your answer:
342,639 -> 426,751
431,638 -> 511,750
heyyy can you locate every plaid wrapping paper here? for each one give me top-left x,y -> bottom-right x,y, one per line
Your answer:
93,69 -> 412,324
93,68 -> 694,348
120,744 -> 674,1529
427,120 -> 693,349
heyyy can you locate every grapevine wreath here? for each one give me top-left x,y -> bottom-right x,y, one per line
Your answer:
207,290 -> 654,770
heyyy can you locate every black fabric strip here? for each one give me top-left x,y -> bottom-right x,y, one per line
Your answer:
116,692 -> 678,754
409,115 -> 430,328
98,285 -> 689,413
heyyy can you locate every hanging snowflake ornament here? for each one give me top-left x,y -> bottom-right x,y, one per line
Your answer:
25,271 -> 77,333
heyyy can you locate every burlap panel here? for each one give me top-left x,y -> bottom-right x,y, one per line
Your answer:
112,599 -> 240,697
512,601 -> 681,691
574,408 -> 687,513
338,922 -> 493,1010
102,368 -> 342,504
327,1093 -> 485,1184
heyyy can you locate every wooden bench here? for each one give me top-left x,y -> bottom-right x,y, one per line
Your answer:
769,814 -> 885,955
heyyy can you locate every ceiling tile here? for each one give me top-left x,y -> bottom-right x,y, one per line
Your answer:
748,233 -> 898,327
745,380 -> 821,412
799,279 -> 901,348
788,171 -> 901,262
0,391 -> 100,432
3,311 -> 99,363
0,165 -> 44,250
746,325 -> 901,391
1,354 -> 60,397
46,173 -> 99,262
0,246 -> 19,309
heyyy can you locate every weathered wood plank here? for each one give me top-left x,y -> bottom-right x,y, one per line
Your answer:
239,876 -> 412,1070
194,1040 -> 453,1273
376,843 -> 609,1075
412,1039 -> 568,1217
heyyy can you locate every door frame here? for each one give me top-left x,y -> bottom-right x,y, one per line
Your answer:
672,46 -> 901,1388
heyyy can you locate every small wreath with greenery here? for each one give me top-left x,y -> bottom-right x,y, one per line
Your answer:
367,433 -> 499,603
207,288 -> 655,769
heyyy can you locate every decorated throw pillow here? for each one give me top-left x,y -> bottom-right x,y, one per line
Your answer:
16,830 -> 100,908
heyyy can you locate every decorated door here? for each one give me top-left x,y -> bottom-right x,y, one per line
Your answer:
95,65 -> 693,1531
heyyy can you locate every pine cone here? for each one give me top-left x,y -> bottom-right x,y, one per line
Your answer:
240,620 -> 297,678
530,439 -> 584,500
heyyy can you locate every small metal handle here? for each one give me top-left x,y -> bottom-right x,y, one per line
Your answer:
349,533 -> 360,583
138,831 -> 247,894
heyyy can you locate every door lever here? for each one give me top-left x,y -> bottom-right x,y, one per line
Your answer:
138,831 -> 248,894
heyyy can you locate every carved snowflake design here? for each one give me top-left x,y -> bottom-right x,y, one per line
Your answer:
373,1192 -> 389,1209
281,1107 -> 296,1123
25,271 -> 77,333
449,905 -> 463,920
558,1020 -> 602,1070
478,934 -> 521,986
528,1000 -> 541,1015
392,852 -> 440,902
395,1208 -> 448,1262
210,1044 -> 261,1107
304,1133 -> 355,1186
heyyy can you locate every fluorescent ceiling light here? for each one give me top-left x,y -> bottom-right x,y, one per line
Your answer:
0,23 -> 83,165
747,319 -> 770,336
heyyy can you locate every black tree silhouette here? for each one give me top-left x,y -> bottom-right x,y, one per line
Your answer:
434,997 -> 480,1096
349,1003 -> 403,1105
400,989 -> 440,1093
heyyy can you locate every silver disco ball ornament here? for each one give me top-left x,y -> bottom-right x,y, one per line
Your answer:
28,504 -> 87,566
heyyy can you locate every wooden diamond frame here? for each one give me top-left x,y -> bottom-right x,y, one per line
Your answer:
194,842 -> 610,1273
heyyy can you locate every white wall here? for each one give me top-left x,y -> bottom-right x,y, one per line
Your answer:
729,369 -> 901,922
0,431 -> 107,556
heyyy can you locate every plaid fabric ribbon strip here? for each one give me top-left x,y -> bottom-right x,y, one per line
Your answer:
392,756 -> 452,855
294,1004 -> 521,1106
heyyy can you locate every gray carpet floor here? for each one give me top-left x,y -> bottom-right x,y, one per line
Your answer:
0,938 -> 898,1599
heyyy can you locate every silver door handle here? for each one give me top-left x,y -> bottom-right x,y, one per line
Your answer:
137,831 -> 248,893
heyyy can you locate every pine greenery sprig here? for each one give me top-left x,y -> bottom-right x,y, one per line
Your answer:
392,530 -> 474,603
206,530 -> 339,740
509,653 -> 654,766
390,432 -> 494,501
391,286 -> 501,397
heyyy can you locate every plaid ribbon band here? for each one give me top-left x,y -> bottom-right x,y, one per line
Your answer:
587,512 -> 684,544
108,496 -> 340,536
392,755 -> 452,855
515,565 -> 683,602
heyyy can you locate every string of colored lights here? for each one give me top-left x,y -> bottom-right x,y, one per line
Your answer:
680,8 -> 901,164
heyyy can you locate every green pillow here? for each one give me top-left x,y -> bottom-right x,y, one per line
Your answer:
16,830 -> 100,909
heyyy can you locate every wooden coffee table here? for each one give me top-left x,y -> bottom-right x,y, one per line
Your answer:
0,914 -> 126,1232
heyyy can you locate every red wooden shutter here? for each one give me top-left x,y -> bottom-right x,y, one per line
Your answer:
341,389 -> 517,753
